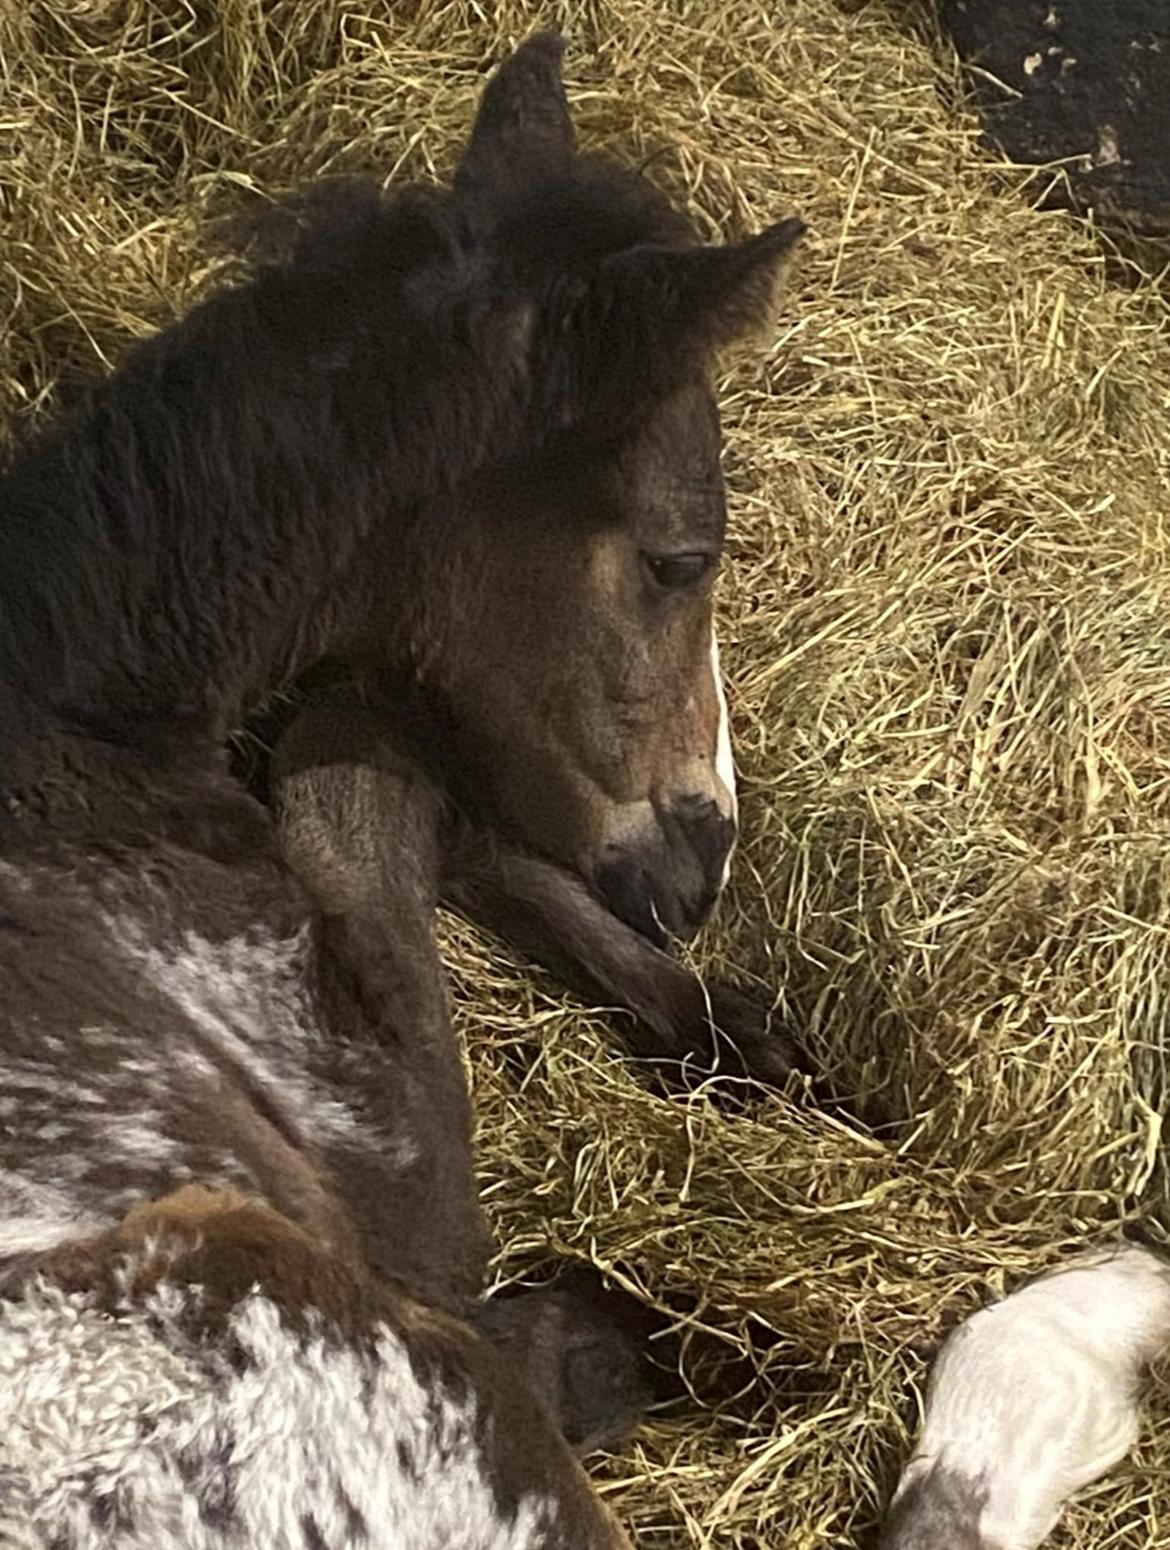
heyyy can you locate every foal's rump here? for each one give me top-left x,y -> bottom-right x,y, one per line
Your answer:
0,847 -> 630,1547
0,1187 -> 630,1550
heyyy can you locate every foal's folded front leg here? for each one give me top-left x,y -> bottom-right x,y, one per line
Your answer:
272,706 -> 665,1450
443,839 -> 803,1089
272,702 -> 492,1298
276,698 -> 800,1090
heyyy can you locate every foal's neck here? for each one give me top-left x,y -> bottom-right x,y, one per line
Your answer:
0,188 -> 526,787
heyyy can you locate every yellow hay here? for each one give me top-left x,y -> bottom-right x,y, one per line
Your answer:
3,2 -> 1170,1543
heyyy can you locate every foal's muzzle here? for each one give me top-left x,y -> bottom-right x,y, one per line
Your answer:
594,794 -> 736,947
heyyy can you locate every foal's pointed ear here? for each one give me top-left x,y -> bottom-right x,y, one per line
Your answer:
456,33 -> 576,197
530,216 -> 807,437
609,216 -> 809,357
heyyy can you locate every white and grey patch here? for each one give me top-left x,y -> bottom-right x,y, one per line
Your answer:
0,1173 -> 109,1265
110,917 -> 362,1149
0,1039 -> 253,1235
2,863 -> 425,1276
110,918 -> 422,1184
709,628 -> 738,887
886,1245 -> 1170,1550
0,1277 -> 558,1550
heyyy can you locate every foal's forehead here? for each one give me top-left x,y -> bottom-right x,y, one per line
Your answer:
608,385 -> 726,534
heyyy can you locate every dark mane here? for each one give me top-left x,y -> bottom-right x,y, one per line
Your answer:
0,162 -> 697,787
0,184 -> 469,769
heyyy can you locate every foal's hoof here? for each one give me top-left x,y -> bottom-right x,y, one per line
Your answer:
674,977 -> 806,1092
473,1271 -> 662,1453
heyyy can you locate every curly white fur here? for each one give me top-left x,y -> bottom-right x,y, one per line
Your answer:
0,1279 -> 556,1550
888,1245 -> 1170,1550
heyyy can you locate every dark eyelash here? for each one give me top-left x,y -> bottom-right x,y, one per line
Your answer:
643,551 -> 715,590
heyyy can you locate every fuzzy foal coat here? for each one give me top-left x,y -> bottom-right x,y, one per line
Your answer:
0,32 -> 808,1548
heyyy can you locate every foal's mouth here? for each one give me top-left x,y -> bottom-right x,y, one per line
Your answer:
593,859 -> 669,949
593,859 -> 718,951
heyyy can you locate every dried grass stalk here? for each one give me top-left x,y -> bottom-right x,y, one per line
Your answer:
3,1 -> 1170,1543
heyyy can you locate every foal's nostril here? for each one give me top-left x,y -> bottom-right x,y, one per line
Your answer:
594,798 -> 738,944
670,794 -> 736,901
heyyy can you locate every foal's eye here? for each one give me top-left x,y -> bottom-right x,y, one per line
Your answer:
643,552 -> 714,591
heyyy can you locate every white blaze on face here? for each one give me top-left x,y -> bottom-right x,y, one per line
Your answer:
710,628 -> 738,888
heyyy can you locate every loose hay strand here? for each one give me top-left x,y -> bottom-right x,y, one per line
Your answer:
4,1 -> 1170,1544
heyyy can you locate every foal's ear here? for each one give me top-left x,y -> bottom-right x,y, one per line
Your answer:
456,32 -> 576,198
530,216 -> 807,435
520,218 -> 805,440
603,217 -> 808,359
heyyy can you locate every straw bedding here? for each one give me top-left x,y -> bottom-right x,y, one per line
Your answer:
3,2 -> 1170,1544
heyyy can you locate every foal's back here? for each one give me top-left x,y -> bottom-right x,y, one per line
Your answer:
0,736 -> 485,1297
